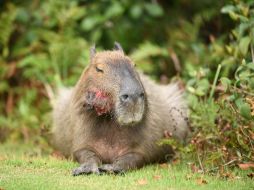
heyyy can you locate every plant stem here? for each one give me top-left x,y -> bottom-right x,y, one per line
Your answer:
251,45 -> 254,64
251,29 -> 254,64
209,64 -> 222,100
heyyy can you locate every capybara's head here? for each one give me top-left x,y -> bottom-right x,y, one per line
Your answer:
75,42 -> 146,126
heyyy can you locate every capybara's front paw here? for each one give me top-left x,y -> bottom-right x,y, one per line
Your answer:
72,163 -> 100,176
99,164 -> 125,175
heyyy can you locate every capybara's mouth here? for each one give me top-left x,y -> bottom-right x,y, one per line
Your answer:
115,99 -> 145,126
116,116 -> 143,126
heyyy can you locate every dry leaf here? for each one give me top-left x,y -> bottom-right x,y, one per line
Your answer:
164,130 -> 172,138
0,156 -> 6,161
196,177 -> 208,185
159,163 -> 169,169
234,176 -> 242,180
153,175 -> 162,180
220,172 -> 236,180
7,62 -> 17,78
137,179 -> 148,185
51,151 -> 65,160
6,92 -> 14,114
172,158 -> 180,165
238,163 -> 254,170
185,174 -> 192,180
190,163 -> 199,173
247,173 -> 254,179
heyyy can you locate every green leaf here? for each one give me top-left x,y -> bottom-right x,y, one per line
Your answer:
0,4 -> 17,57
220,77 -> 231,91
187,94 -> 198,109
239,15 -> 249,22
239,36 -> 251,55
16,8 -> 29,23
235,97 -> 244,109
144,3 -> 163,17
187,86 -> 196,94
229,12 -> 239,20
228,94 -> 237,102
90,29 -> 102,42
239,23 -> 251,37
130,4 -> 143,19
81,16 -> 103,31
221,5 -> 236,14
239,103 -> 252,119
235,97 -> 252,119
105,2 -> 124,18
221,57 -> 235,66
246,63 -> 254,71
196,78 -> 210,96
249,78 -> 254,89
0,81 -> 9,92
130,42 -> 168,62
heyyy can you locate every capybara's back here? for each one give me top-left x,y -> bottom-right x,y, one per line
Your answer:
52,42 -> 190,175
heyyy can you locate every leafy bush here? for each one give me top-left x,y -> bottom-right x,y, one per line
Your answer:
183,1 -> 254,172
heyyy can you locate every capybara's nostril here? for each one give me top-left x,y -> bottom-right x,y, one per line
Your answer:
120,91 -> 144,103
139,92 -> 144,99
120,94 -> 129,102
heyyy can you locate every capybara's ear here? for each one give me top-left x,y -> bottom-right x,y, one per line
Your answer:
114,42 -> 124,54
90,44 -> 96,63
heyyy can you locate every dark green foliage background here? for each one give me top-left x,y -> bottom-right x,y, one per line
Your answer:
0,0 -> 253,171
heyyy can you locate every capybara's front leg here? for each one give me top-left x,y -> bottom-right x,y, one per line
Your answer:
99,152 -> 145,174
72,148 -> 102,176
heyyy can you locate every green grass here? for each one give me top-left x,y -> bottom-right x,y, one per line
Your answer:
0,143 -> 253,190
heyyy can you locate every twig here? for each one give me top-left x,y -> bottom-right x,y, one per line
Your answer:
250,27 -> 254,64
231,86 -> 254,96
169,49 -> 181,73
207,159 -> 238,172
251,44 -> 254,64
197,153 -> 205,173
223,159 -> 238,166
209,64 -> 222,100
239,126 -> 254,150
44,83 -> 55,107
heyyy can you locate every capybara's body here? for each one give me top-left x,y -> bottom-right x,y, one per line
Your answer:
52,43 -> 190,175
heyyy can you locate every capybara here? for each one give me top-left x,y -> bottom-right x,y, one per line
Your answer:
52,42 -> 190,175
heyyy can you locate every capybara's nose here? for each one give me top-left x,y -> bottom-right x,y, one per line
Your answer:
120,91 -> 144,103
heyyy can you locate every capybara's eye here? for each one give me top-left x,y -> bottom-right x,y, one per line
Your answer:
95,66 -> 104,73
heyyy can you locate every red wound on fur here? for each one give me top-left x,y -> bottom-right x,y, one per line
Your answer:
95,91 -> 107,99
90,90 -> 113,115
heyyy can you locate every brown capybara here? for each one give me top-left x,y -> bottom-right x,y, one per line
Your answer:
52,42 -> 190,175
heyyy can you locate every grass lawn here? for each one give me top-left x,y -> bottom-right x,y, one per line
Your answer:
0,143 -> 253,190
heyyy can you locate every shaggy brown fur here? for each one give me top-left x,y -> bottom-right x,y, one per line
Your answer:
52,43 -> 190,175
